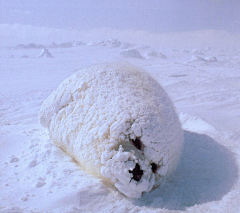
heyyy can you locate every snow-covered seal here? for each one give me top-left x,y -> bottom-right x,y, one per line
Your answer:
39,63 -> 184,198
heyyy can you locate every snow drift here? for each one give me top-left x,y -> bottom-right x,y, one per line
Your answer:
38,48 -> 54,58
119,49 -> 144,59
145,50 -> 167,59
39,63 -> 184,198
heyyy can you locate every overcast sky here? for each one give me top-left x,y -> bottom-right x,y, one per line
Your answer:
0,0 -> 240,32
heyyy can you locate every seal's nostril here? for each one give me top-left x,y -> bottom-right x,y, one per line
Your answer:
131,138 -> 142,150
129,163 -> 143,181
151,163 -> 157,174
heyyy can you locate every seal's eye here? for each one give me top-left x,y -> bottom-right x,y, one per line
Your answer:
151,163 -> 157,174
129,163 -> 143,181
131,138 -> 142,150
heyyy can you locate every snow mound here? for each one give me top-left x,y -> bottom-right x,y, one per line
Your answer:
38,48 -> 54,58
50,41 -> 86,48
20,55 -> 29,58
39,63 -> 184,198
120,49 -> 144,59
189,55 -> 206,62
136,45 -> 151,50
88,39 -> 133,49
191,49 -> 205,55
145,50 -> 167,59
179,112 -> 218,135
188,55 -> 218,63
205,56 -> 218,62
16,43 -> 45,49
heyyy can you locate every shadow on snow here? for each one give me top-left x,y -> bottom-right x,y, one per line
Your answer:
133,131 -> 238,210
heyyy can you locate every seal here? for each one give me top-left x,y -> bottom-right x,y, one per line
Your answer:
39,62 -> 184,198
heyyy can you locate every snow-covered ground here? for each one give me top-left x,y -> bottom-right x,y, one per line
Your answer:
1,34 -> 240,212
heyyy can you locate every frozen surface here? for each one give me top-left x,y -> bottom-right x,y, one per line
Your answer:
1,32 -> 240,212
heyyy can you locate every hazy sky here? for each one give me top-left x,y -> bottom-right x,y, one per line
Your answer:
0,0 -> 240,32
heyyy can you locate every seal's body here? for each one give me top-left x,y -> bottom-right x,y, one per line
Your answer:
39,63 -> 183,198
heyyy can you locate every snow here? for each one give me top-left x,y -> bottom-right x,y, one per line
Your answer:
120,49 -> 144,59
88,39 -> 132,49
1,30 -> 240,212
38,48 -> 54,58
145,50 -> 167,59
188,55 -> 219,64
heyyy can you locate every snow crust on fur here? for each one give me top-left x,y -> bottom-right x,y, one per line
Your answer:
39,63 -> 184,198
